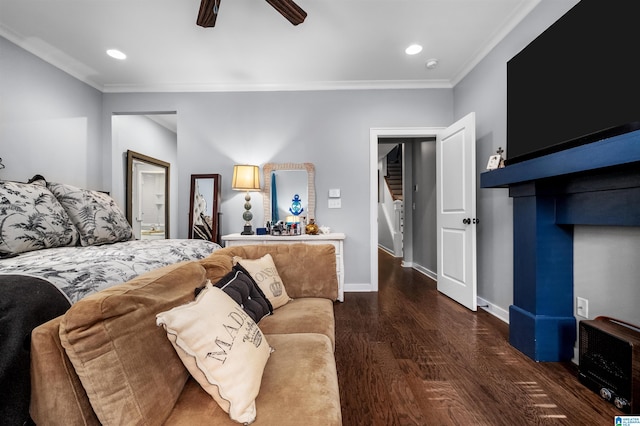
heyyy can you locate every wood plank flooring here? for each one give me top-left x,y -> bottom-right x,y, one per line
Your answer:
334,250 -> 620,425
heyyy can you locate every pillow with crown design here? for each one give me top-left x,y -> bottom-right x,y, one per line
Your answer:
233,254 -> 292,309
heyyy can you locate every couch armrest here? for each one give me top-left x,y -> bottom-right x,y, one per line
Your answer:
202,244 -> 339,300
30,317 -> 100,426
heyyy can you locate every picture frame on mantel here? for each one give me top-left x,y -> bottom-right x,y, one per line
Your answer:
486,147 -> 505,171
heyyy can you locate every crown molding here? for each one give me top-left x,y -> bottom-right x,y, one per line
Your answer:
101,79 -> 453,93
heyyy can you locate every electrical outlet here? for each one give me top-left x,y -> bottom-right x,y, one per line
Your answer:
328,198 -> 341,209
576,297 -> 589,318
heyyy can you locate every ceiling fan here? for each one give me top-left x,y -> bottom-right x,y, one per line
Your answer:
197,0 -> 307,28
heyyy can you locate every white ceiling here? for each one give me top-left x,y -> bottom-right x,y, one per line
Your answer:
0,0 -> 540,93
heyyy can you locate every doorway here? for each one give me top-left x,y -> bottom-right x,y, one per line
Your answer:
377,137 -> 437,276
369,113 -> 477,312
369,127 -> 443,292
112,112 -> 177,237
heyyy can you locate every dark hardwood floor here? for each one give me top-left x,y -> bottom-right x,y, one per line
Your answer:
334,249 -> 620,425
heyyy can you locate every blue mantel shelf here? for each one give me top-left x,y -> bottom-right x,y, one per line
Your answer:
481,129 -> 640,362
481,128 -> 640,189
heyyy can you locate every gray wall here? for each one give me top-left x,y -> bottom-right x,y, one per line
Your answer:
452,0 -> 579,317
4,0 -> 638,329
452,0 -> 640,338
1,34 -> 453,288
112,114 -> 178,237
574,226 -> 640,328
101,89 -> 453,287
410,140 -> 437,276
0,37 -> 103,189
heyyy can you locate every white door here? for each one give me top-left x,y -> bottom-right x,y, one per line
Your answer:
436,112 -> 477,311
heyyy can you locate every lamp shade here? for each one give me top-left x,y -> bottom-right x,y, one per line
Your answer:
231,165 -> 260,191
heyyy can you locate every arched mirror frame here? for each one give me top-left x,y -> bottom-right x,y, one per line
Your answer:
126,150 -> 170,238
188,173 -> 221,244
262,162 -> 315,223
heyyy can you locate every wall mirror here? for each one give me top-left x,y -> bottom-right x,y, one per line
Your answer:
126,150 -> 170,239
262,163 -> 315,224
189,174 -> 221,244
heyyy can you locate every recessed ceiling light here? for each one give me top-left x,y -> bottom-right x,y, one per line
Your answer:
405,44 -> 423,55
106,49 -> 127,60
425,58 -> 439,69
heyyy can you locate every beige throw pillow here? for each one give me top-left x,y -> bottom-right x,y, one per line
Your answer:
156,282 -> 271,424
233,254 -> 292,309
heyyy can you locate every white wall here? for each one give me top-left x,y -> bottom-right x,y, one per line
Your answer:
0,37 -> 103,189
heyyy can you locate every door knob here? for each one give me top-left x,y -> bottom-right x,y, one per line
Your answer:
463,218 -> 471,225
473,218 -> 479,224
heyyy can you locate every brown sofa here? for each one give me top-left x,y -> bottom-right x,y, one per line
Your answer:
29,244 -> 342,425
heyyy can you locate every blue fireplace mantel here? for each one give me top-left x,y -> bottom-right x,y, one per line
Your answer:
481,129 -> 640,361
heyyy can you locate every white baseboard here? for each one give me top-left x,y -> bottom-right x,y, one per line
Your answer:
477,296 -> 509,324
344,283 -> 373,293
377,245 -> 394,256
411,264 -> 437,282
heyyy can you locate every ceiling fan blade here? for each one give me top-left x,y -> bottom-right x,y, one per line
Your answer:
265,0 -> 307,26
197,0 -> 220,28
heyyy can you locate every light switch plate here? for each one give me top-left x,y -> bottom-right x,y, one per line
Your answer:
329,188 -> 341,198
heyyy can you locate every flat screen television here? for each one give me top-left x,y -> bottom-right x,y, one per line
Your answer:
506,0 -> 640,165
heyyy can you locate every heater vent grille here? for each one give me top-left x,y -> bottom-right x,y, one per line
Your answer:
578,318 -> 640,414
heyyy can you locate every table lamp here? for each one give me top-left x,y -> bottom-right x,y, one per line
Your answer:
232,164 -> 260,235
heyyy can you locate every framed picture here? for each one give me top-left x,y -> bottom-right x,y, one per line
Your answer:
486,154 -> 504,170
188,174 -> 221,244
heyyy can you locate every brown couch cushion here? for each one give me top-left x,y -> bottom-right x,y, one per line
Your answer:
208,244 -> 338,300
30,317 -> 100,426
164,333 -> 342,426
258,298 -> 336,350
58,261 -> 207,426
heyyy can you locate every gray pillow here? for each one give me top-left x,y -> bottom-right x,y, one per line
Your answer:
47,182 -> 133,246
0,180 -> 79,255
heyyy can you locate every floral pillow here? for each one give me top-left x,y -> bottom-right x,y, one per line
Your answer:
47,182 -> 133,246
0,180 -> 79,255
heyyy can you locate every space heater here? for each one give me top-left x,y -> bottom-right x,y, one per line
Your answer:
578,317 -> 640,413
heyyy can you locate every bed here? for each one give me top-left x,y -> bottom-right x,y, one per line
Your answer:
0,177 -> 221,425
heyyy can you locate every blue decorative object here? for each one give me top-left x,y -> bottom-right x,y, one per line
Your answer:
271,172 -> 279,222
289,194 -> 304,216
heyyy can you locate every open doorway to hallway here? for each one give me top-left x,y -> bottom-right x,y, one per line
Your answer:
376,135 -> 437,282
370,128 -> 441,290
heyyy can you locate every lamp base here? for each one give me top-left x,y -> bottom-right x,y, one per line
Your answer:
241,225 -> 254,235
